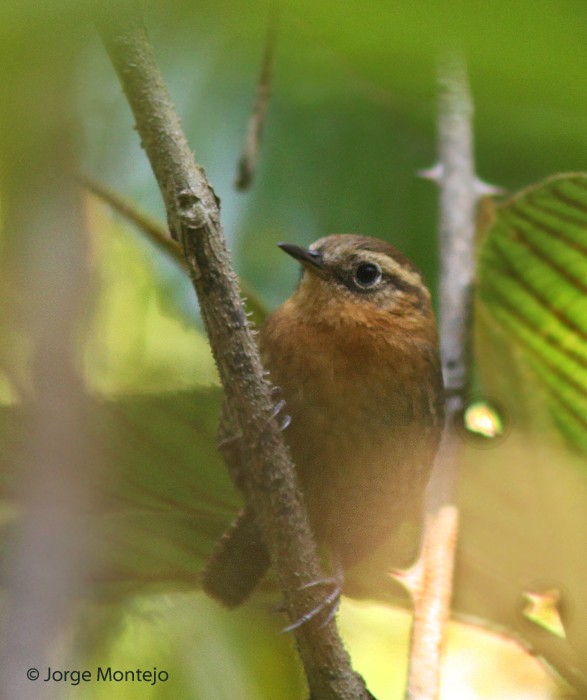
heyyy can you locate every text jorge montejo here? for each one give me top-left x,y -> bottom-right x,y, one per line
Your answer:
34,667 -> 169,685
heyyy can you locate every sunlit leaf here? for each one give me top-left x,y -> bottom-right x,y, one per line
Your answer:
463,400 -> 505,440
523,589 -> 566,639
478,174 -> 587,454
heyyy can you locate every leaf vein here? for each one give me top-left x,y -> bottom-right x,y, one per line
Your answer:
485,242 -> 587,343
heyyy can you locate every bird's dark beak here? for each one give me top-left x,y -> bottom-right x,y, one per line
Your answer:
277,243 -> 325,274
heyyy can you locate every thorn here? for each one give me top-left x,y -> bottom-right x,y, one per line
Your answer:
389,560 -> 423,600
280,414 -> 292,431
473,178 -> 504,196
218,431 -> 243,448
418,162 -> 503,196
418,163 -> 443,182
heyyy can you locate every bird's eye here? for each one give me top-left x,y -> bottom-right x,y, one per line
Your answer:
354,262 -> 382,288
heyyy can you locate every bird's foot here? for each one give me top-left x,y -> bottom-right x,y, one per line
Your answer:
282,569 -> 344,632
269,396 -> 291,431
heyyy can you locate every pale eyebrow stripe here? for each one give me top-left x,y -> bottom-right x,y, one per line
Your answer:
370,253 -> 423,289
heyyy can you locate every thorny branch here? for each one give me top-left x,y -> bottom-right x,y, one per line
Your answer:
97,9 -> 372,700
403,56 -> 477,699
437,57 -> 476,405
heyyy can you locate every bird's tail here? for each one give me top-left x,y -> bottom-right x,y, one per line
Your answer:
202,507 -> 271,608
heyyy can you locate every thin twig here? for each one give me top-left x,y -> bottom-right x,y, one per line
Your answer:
97,8 -> 372,699
234,8 -> 276,191
82,176 -> 267,325
404,56 -> 477,699
83,176 -> 184,265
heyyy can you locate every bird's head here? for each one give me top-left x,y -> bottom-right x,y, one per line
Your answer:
277,234 -> 435,333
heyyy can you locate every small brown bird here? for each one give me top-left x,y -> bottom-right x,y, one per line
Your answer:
203,234 -> 444,610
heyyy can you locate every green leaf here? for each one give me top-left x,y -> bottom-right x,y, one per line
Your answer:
478,173 -> 587,454
0,390 -> 239,598
90,389 -> 238,596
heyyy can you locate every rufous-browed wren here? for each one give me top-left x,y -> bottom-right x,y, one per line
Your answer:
203,234 -> 444,610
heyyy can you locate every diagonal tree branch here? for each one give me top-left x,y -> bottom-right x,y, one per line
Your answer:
404,55 -> 477,699
97,9 -> 373,700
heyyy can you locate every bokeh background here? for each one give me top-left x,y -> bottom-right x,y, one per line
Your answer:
2,0 -> 587,697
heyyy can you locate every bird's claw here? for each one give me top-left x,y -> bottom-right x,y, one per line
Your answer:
282,575 -> 343,633
269,398 -> 291,431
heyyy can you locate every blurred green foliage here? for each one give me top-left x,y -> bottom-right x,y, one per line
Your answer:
77,0 -> 587,311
